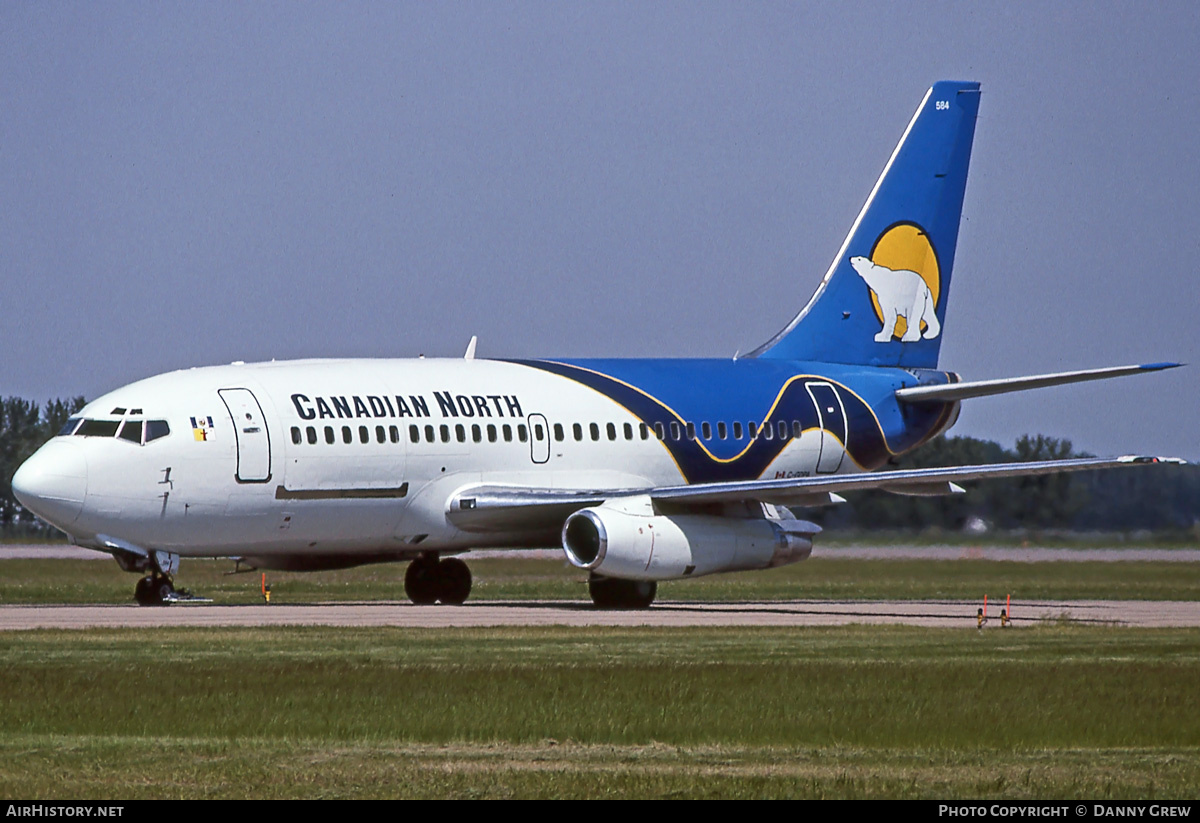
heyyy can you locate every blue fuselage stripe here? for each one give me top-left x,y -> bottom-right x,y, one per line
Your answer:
505,358 -> 957,484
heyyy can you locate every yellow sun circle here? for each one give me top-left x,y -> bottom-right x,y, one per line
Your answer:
867,223 -> 940,339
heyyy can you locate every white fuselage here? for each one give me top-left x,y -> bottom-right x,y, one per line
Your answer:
22,358 -> 854,562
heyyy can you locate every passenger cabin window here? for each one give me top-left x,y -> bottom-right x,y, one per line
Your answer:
503,424 -> 513,442
342,426 -> 353,444
606,422 -> 616,441
487,424 -> 497,443
455,424 -> 466,443
517,424 -> 528,442
307,426 -> 317,444
718,422 -> 727,440
472,424 -> 482,443
685,422 -> 695,441
778,421 -> 789,439
534,423 -> 545,441
669,422 -> 681,441
793,421 -> 803,438
439,425 -> 450,443
654,422 -> 665,440
359,425 -> 369,444
624,423 -> 633,440
291,426 -> 302,445
552,423 -> 563,442
732,422 -> 743,440
376,425 -> 386,444
324,426 -> 335,444
589,423 -> 599,441
573,423 -> 583,442
702,422 -> 712,440
639,423 -> 649,440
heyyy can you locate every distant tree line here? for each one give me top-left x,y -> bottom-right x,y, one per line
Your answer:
1,396 -> 86,531
0,396 -> 1196,536
821,434 -> 1200,535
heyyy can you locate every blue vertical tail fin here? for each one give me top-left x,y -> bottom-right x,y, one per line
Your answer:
748,81 -> 981,368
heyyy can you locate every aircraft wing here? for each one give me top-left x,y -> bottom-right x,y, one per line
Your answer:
447,455 -> 1184,534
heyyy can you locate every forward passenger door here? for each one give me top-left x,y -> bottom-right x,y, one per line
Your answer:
219,388 -> 272,482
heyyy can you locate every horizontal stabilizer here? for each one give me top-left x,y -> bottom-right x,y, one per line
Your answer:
896,363 -> 1182,403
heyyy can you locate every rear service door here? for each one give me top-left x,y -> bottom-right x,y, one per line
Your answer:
219,388 -> 272,482
806,382 -> 847,474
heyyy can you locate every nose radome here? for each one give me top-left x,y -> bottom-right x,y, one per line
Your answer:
11,441 -> 88,528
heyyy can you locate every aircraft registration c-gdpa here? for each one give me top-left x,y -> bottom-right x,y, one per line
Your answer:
13,81 -> 1183,607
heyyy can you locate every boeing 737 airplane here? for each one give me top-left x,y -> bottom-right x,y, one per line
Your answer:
12,81 -> 1182,607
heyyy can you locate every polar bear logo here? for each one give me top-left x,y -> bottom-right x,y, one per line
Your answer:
850,255 -> 941,343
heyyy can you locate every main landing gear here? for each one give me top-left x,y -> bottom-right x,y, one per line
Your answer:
134,574 -> 175,607
588,574 -> 657,609
404,555 -> 472,605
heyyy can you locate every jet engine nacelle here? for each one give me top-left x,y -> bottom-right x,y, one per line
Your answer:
561,497 -> 819,581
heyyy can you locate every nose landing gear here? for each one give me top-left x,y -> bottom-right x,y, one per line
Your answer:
133,574 -> 175,606
116,547 -> 181,607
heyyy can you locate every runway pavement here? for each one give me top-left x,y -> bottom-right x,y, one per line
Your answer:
2,598 -> 1198,630
4,544 -> 1200,562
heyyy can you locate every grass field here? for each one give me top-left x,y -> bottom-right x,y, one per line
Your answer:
1,625 -> 1199,798
2,554 -> 1198,798
2,554 -> 1200,604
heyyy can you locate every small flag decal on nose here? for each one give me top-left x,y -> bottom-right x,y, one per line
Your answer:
191,416 -> 215,441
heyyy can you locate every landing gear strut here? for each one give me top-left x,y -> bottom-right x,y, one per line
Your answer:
123,549 -> 180,607
405,555 -> 473,605
134,574 -> 175,607
588,574 -> 656,609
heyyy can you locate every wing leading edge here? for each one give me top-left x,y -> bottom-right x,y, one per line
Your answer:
447,455 -> 1184,534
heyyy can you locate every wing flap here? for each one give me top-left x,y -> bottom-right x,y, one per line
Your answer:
447,456 -> 1184,533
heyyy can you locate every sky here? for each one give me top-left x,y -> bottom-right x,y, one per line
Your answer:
2,1 -> 1198,459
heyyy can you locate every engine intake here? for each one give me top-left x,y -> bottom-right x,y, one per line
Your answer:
561,498 -> 818,581
562,510 -> 606,566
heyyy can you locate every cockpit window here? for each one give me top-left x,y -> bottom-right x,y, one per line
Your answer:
145,420 -> 170,442
118,420 -> 144,444
69,417 -> 170,444
76,419 -> 121,437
